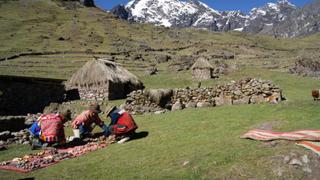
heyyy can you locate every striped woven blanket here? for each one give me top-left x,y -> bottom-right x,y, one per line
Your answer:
297,141 -> 320,156
241,129 -> 320,141
241,129 -> 320,156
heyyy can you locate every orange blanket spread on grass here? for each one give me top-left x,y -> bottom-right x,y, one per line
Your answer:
0,142 -> 108,173
241,129 -> 320,156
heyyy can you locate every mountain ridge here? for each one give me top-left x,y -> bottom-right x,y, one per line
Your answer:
111,0 -> 320,37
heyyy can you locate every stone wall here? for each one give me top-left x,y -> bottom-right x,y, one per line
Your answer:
0,76 -> 67,116
124,78 -> 284,114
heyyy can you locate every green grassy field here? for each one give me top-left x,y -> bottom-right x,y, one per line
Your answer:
1,0 -> 320,179
1,68 -> 320,179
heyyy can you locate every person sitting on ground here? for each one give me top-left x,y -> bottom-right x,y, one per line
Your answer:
72,104 -> 109,139
29,110 -> 72,149
104,105 -> 138,144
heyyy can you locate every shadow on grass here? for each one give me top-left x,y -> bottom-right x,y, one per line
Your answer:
63,131 -> 149,147
130,131 -> 149,142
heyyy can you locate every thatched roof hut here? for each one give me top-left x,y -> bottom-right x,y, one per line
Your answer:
191,57 -> 213,80
67,58 -> 144,100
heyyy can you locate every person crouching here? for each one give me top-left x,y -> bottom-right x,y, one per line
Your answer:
72,104 -> 109,139
29,110 -> 72,150
105,106 -> 138,144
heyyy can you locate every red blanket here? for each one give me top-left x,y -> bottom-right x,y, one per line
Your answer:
0,142 -> 107,173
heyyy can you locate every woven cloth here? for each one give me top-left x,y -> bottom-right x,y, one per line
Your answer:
241,129 -> 320,156
241,129 -> 320,141
0,142 -> 108,173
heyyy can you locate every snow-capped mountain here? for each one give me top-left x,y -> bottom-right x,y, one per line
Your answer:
272,0 -> 320,37
243,0 -> 297,35
123,0 -> 222,30
219,11 -> 248,31
111,0 -> 320,37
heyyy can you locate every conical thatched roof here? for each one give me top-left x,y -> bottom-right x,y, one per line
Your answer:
67,58 -> 143,88
191,57 -> 213,70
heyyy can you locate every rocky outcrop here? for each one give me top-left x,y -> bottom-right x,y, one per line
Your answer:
111,5 -> 130,19
124,78 -> 284,114
289,57 -> 320,77
0,129 -> 31,146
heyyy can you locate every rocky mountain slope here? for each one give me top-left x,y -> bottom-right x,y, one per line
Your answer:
111,0 -> 320,37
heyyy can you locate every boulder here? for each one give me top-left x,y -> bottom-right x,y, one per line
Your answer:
196,102 -> 213,108
171,101 -> 184,111
154,110 -> 166,114
215,95 -> 233,106
185,102 -> 197,108
145,89 -> 173,107
250,95 -> 265,104
0,131 -> 12,141
233,96 -> 250,105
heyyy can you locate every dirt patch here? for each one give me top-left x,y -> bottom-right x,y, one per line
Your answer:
252,120 -> 288,131
269,151 -> 320,179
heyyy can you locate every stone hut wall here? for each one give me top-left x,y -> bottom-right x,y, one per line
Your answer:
76,81 -> 140,100
192,68 -> 212,80
76,81 -> 109,101
0,76 -> 66,116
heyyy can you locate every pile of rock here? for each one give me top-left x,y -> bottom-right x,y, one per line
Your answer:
124,90 -> 167,114
289,57 -> 320,77
124,78 -> 283,114
0,129 -> 31,146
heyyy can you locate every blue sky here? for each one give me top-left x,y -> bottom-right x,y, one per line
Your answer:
94,0 -> 312,13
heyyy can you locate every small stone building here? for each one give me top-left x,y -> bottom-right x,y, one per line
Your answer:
191,57 -> 213,80
67,58 -> 144,100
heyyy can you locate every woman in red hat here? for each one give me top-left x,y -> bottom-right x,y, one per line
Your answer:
105,106 -> 138,144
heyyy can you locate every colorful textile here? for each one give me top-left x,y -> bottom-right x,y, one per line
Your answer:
0,142 -> 108,173
72,110 -> 104,129
241,129 -> 320,141
29,121 -> 41,137
241,129 -> 320,156
297,141 -> 320,156
38,114 -> 66,143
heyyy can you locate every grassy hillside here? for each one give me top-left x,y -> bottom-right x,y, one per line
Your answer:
1,0 -> 320,179
0,0 -> 319,81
